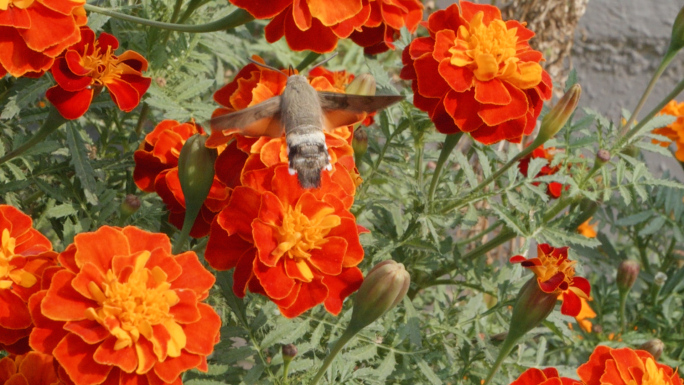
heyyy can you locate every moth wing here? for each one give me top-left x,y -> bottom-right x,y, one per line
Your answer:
318,92 -> 404,131
208,96 -> 283,138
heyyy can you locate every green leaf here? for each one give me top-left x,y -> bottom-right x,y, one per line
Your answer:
638,215 -> 666,236
66,124 -> 98,205
413,356 -> 442,385
46,203 -> 77,218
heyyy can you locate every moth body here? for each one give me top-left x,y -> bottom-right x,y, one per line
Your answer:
281,75 -> 331,188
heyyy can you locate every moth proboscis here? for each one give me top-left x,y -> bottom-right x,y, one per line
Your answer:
207,60 -> 403,189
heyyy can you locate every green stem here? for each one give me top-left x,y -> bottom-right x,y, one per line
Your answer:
358,120 -> 409,198
309,328 -> 357,385
169,0 -> 184,23
177,0 -> 207,23
296,52 -> 322,72
0,107 -> 66,166
483,332 -> 519,385
428,133 -> 463,202
83,5 -> 254,32
135,102 -> 150,137
619,290 -> 628,334
171,211 -> 196,254
619,51 -> 677,136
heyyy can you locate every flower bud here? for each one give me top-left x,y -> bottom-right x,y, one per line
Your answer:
668,6 -> 684,54
349,260 -> 410,331
616,260 -> 640,292
508,278 -> 559,339
654,271 -> 667,287
353,126 -> 368,162
346,73 -> 377,96
178,134 -> 217,212
120,194 -> 141,217
534,84 -> 582,145
282,344 -> 297,361
639,339 -> 665,360
596,149 -> 611,163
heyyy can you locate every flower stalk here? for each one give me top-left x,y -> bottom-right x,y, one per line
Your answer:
428,132 -> 463,202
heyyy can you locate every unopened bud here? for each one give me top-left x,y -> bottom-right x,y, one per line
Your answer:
535,84 -> 582,145
508,278 -> 558,339
617,260 -> 640,292
346,73 -> 377,96
639,339 -> 665,360
120,194 -> 141,216
282,344 -> 297,360
596,149 -> 611,163
353,127 -> 368,161
654,271 -> 667,287
349,260 -> 410,331
668,6 -> 684,54
178,134 -> 217,211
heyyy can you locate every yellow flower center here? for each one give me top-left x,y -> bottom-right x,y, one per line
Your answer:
271,202 -> 341,282
627,358 -> 669,385
0,229 -> 38,290
80,43 -> 123,86
529,248 -> 576,286
85,251 -> 185,369
0,0 -> 35,10
448,11 -> 542,88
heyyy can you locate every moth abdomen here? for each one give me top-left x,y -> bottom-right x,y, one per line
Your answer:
287,127 -> 331,189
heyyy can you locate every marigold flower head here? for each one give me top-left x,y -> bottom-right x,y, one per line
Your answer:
518,145 -> 565,199
205,171 -> 365,318
29,226 -> 221,385
510,243 -> 591,317
229,0 -> 421,54
652,100 -> 684,161
0,205 -> 56,354
134,120 -> 242,238
577,218 -> 597,238
577,346 -> 682,385
400,1 -> 552,144
510,367 -> 581,385
46,26 -> 151,119
0,351 -> 62,385
0,0 -> 86,77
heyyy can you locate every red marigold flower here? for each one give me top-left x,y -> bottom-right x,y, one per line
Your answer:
510,367 -> 581,385
46,26 -> 151,119
400,1 -> 552,144
0,351 -> 62,385
134,120 -> 245,238
0,205 -> 56,354
510,243 -> 591,317
28,226 -> 221,385
350,0 -> 423,55
577,346 -> 683,385
518,144 -> 565,199
652,100 -> 684,161
205,168 -> 365,318
0,0 -> 86,77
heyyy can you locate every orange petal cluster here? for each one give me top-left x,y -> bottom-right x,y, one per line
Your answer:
510,367 -> 581,385
652,100 -> 684,161
0,351 -> 62,385
577,346 -> 682,385
46,26 -> 151,119
229,0 -> 422,54
134,120 -> 244,238
577,219 -> 597,238
400,1 -> 552,144
510,244 -> 590,317
205,59 -> 366,317
28,226 -> 221,385
0,205 -> 56,354
518,145 -> 566,199
0,0 -> 86,77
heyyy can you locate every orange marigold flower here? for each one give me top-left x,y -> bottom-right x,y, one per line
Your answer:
510,367 -> 581,385
205,168 -> 365,318
134,120 -> 243,238
652,100 -> 684,161
0,0 -> 86,77
46,26 -> 151,119
577,218 -> 597,238
577,346 -> 683,385
0,351 -> 62,385
510,243 -> 591,317
350,0 -> 423,55
570,297 -> 596,333
518,145 -> 565,199
0,205 -> 56,354
28,226 -> 221,385
400,1 -> 552,144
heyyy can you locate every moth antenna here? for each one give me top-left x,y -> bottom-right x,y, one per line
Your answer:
308,52 -> 339,73
288,65 -> 294,77
247,58 -> 289,78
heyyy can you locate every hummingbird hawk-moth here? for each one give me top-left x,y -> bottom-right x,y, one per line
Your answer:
208,61 -> 403,189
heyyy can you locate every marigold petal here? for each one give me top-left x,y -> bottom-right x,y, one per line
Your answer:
307,0 -> 363,26
181,303 -> 220,356
323,267 -> 363,315
0,27 -> 54,76
443,90 -> 484,132
308,237 -> 346,275
414,54 -> 450,98
230,0 -> 291,19
283,10 -> 339,53
54,333 -> 112,385
0,289 -> 32,329
539,271 -> 565,293
93,336 -> 138,373
42,270 -> 96,321
74,226 -> 129,274
232,249 -> 257,297
474,78 -> 511,105
279,277 -> 328,318
28,291 -> 68,354
560,290 -> 581,317
0,7 -> 31,28
168,252 -> 215,299
460,1 -> 501,25
152,352 -> 202,384
215,141 -> 249,187
510,368 -> 548,385
611,348 -> 645,383
470,113 -> 528,144
64,49 -> 90,76
107,77 -> 143,112
478,83 -> 528,125
71,262 -> 106,301
205,222 -> 254,271
437,60 -> 473,93
254,259 -> 296,300
46,86 -> 92,120
572,276 -> 591,297
18,3 -> 79,51
52,55 -> 92,91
